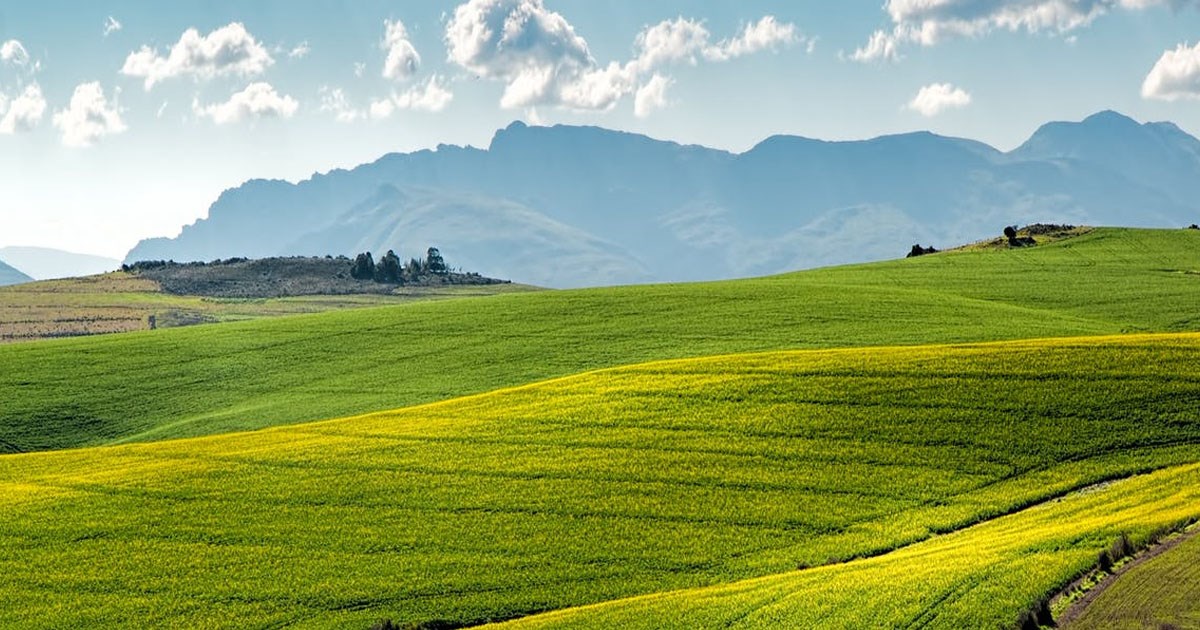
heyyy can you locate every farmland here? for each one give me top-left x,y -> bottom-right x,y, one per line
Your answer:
2,333 -> 1200,627
4,227 -> 1200,453
1063,527 -> 1200,629
0,271 -> 535,343
502,462 -> 1200,629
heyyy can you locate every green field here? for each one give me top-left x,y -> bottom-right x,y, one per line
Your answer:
3,333 -> 1200,628
501,462 -> 1200,629
0,271 -> 535,344
1064,528 -> 1200,629
4,227 -> 1200,453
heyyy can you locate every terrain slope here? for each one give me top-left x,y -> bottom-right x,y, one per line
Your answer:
3,227 -> 1200,452
0,271 -> 532,344
3,334 -> 1200,628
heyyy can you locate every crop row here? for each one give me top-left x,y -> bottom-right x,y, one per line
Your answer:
1,333 -> 1199,626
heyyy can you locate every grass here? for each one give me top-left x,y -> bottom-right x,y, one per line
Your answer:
1064,527 -> 1200,629
0,271 -> 536,343
498,463 -> 1200,630
2,333 -> 1200,627
3,226 -> 1200,452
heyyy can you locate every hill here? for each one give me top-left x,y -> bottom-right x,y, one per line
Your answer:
2,333 -> 1199,627
125,254 -> 511,298
0,246 -> 120,280
0,270 -> 534,344
0,259 -> 31,286
2,227 -> 1199,452
126,111 -> 1200,287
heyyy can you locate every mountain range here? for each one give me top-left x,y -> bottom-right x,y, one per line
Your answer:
0,247 -> 121,281
127,110 -> 1200,288
0,259 -> 32,286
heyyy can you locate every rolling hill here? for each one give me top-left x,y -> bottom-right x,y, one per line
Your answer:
4,227 -> 1200,453
0,269 -> 533,344
126,111 -> 1200,287
2,333 -> 1199,627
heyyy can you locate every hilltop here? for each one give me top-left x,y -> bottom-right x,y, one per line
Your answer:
126,111 -> 1200,287
124,253 -> 510,299
3,227 -> 1199,452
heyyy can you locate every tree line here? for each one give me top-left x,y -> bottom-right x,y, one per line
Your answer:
350,247 -> 448,283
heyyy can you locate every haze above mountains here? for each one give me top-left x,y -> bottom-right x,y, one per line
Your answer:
110,110 -> 1200,288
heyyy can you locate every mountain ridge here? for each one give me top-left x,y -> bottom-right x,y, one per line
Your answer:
0,259 -> 32,286
127,111 -> 1200,287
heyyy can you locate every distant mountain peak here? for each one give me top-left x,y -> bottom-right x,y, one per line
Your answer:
1081,109 -> 1138,126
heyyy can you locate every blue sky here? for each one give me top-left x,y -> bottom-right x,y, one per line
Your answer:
3,0 -> 1200,258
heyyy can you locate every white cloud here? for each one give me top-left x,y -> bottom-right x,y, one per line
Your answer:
0,83 -> 47,133
445,0 -> 802,113
382,19 -> 421,80
1,40 -> 30,66
630,17 -> 712,71
194,82 -> 298,124
53,82 -> 127,147
103,16 -> 123,37
853,0 -> 1198,62
354,61 -> 366,78
319,86 -> 362,122
121,22 -> 273,89
851,29 -> 902,62
706,16 -> 800,61
634,74 -> 672,118
289,41 -> 310,59
1142,41 -> 1200,101
908,82 -> 972,116
156,101 -> 169,119
369,76 -> 454,119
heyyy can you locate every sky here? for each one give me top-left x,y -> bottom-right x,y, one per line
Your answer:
3,0 -> 1200,259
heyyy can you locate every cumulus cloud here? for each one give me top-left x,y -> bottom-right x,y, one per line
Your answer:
908,82 -> 972,116
319,86 -> 362,122
634,74 -> 672,118
354,61 -> 366,78
1,40 -> 30,66
193,82 -> 298,124
0,83 -> 47,133
103,16 -> 123,37
369,76 -> 454,119
121,22 -> 273,89
53,82 -> 127,147
1142,41 -> 1200,101
289,41 -> 310,59
445,0 -> 803,113
382,19 -> 421,80
853,0 -> 1198,62
705,16 -> 800,61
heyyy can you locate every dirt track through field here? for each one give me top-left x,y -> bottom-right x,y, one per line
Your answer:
1057,525 -> 1200,627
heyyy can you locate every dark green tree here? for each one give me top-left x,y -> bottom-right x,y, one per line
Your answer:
376,249 -> 402,283
350,252 -> 375,280
427,247 -> 448,275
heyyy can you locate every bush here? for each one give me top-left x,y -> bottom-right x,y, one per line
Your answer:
907,244 -> 937,258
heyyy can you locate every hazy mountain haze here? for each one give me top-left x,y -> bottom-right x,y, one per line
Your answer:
0,247 -> 121,280
126,111 -> 1200,287
0,259 -> 33,286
